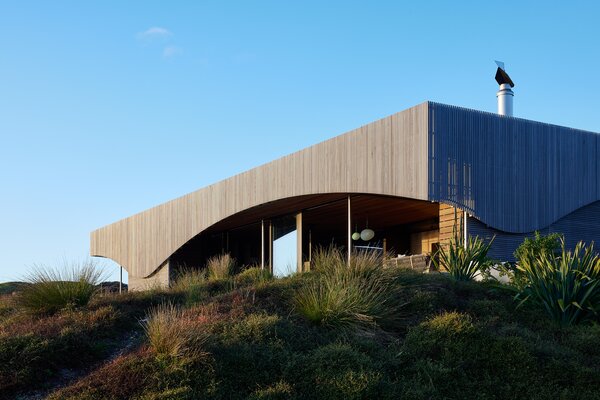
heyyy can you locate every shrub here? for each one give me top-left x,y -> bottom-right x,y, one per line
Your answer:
514,239 -> 600,326
16,260 -> 105,314
514,231 -> 562,261
288,342 -> 383,399
141,303 -> 208,359
207,253 -> 236,280
293,248 -> 406,332
433,230 -> 494,281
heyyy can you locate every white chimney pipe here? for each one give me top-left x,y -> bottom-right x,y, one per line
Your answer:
494,61 -> 515,117
497,83 -> 514,116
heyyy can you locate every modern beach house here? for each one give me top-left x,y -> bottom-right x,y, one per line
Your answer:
91,64 -> 600,291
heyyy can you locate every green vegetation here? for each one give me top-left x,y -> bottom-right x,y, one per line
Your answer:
514,231 -> 562,261
433,230 -> 494,281
16,261 -> 106,314
141,302 -> 208,359
293,248 -> 406,332
207,253 -> 236,280
1,244 -> 600,399
514,239 -> 600,326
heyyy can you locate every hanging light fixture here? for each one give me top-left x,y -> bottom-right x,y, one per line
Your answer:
360,228 -> 375,241
360,217 -> 374,241
351,223 -> 361,240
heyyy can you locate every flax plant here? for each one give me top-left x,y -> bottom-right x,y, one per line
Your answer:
515,239 -> 600,326
433,229 -> 494,281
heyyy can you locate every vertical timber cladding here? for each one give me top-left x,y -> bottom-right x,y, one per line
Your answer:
91,103 -> 430,280
428,102 -> 600,234
439,203 -> 464,247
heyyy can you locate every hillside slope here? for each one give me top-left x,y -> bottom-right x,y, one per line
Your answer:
1,270 -> 599,400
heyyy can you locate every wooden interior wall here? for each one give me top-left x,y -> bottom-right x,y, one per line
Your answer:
91,103 -> 430,279
439,203 -> 464,247
410,230 -> 439,254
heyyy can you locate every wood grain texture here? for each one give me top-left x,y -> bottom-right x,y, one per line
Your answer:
91,103 -> 430,278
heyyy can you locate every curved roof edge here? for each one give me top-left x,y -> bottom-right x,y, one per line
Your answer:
91,103 -> 430,277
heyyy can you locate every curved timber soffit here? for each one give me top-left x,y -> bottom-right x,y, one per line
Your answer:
91,102 -> 431,279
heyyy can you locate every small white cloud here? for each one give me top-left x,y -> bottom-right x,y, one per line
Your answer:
163,46 -> 182,58
137,27 -> 172,41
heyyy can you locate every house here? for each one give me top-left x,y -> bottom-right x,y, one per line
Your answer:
91,65 -> 600,290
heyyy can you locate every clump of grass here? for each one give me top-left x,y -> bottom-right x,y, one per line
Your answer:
207,253 -> 236,280
433,229 -> 494,281
293,247 -> 406,332
141,303 -> 208,359
171,267 -> 207,292
235,267 -> 273,286
16,260 -> 105,314
514,239 -> 600,326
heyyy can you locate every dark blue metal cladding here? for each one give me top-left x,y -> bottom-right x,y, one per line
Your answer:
428,102 -> 600,233
467,201 -> 600,261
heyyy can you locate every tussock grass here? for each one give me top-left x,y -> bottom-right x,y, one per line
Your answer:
141,302 -> 208,359
16,260 -> 105,314
207,253 -> 236,280
171,267 -> 207,292
293,247 -> 406,332
515,239 -> 600,326
235,267 -> 273,287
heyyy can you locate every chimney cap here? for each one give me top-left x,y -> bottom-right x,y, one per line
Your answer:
494,60 -> 515,87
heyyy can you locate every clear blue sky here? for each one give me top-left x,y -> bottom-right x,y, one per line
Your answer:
1,1 -> 599,283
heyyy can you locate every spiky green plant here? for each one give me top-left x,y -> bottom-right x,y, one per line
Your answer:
433,229 -> 494,281
515,239 -> 600,326
293,247 -> 406,332
17,260 -> 105,314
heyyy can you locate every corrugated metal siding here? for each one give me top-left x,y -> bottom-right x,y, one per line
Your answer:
428,102 -> 600,233
467,200 -> 600,261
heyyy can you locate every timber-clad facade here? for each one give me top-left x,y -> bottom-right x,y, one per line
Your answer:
91,102 -> 600,290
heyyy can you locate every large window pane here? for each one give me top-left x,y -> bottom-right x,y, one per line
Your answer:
273,215 -> 297,277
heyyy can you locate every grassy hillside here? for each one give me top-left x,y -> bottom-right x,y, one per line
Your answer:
1,260 -> 599,400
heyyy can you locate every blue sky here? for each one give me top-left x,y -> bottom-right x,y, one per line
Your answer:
1,1 -> 599,282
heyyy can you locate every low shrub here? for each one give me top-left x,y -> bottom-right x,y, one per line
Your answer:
207,253 -> 236,280
433,230 -> 494,281
514,239 -> 600,326
141,303 -> 208,359
293,248 -> 406,332
16,260 -> 105,314
514,231 -> 562,261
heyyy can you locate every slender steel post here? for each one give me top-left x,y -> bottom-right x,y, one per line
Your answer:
268,221 -> 273,272
347,195 -> 351,265
261,219 -> 265,270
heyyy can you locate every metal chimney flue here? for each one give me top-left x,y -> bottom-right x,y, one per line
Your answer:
494,61 -> 515,116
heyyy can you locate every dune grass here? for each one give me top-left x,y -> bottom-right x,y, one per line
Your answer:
293,247 -> 407,332
207,253 -> 236,280
16,260 -> 105,314
141,302 -> 208,359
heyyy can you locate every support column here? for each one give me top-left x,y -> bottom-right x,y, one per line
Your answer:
261,219 -> 265,270
296,212 -> 303,273
268,221 -> 273,272
347,195 -> 352,265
